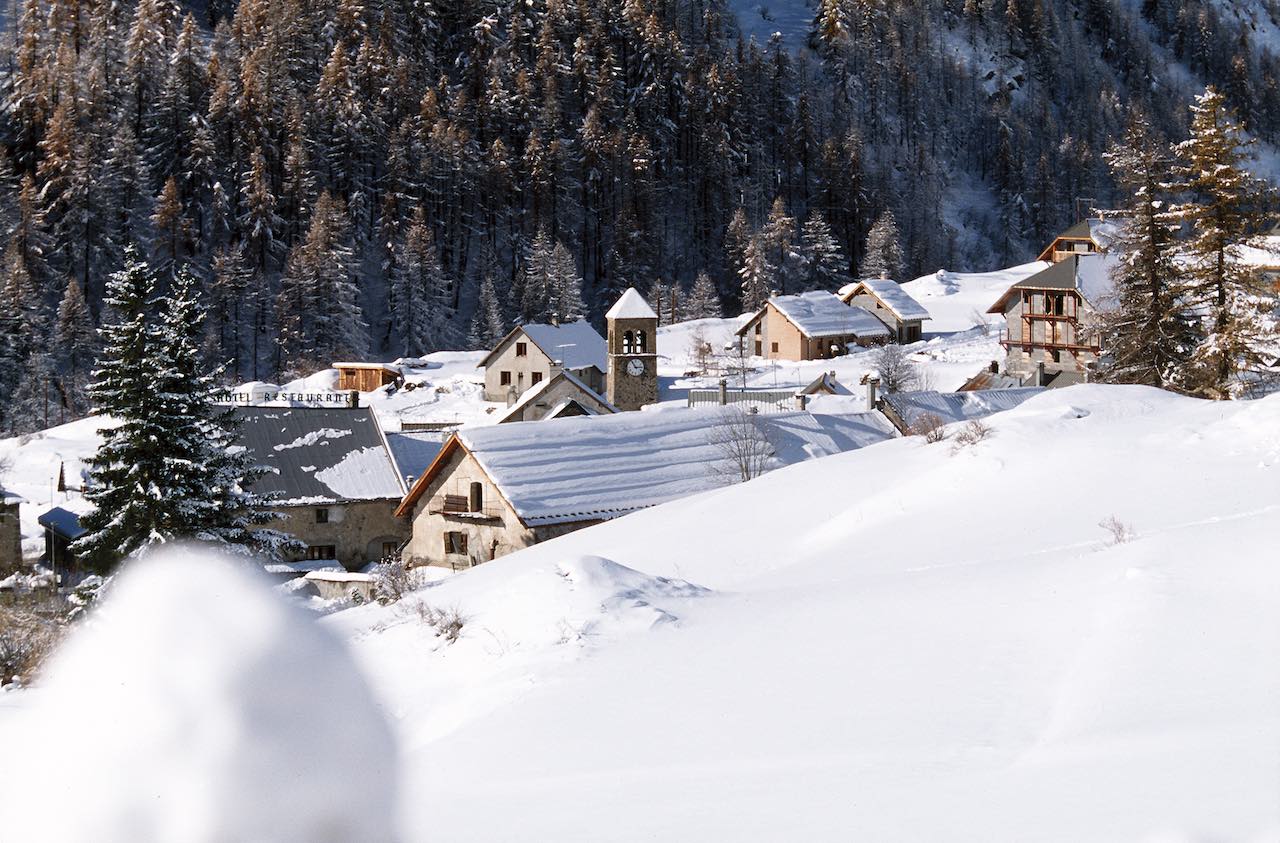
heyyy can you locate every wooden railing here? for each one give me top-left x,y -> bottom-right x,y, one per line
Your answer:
427,495 -> 502,520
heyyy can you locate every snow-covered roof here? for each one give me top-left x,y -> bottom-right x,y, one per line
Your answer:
840,278 -> 931,322
770,292 -> 891,339
38,506 -> 86,540
385,431 -> 445,485
881,388 -> 1045,430
494,369 -> 618,424
605,287 -> 658,320
401,408 -> 896,526
480,320 -> 607,372
1,486 -> 21,506
332,362 -> 400,372
987,254 -> 1118,312
234,407 -> 404,504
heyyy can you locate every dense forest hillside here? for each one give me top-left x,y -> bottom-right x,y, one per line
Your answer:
0,0 -> 1277,429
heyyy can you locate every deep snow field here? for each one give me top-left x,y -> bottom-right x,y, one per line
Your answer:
3,384 -> 1278,841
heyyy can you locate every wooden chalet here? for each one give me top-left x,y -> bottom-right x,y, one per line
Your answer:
335,362 -> 401,392
736,291 -> 890,362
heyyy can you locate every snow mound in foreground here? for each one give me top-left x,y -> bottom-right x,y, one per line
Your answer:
556,554 -> 711,634
0,549 -> 398,843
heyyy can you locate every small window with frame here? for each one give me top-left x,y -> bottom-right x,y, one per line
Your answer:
315,507 -> 330,524
306,545 -> 337,560
531,371 -> 543,385
445,532 -> 468,555
516,342 -> 528,357
500,371 -> 512,386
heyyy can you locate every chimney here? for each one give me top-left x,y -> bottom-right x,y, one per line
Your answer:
866,377 -> 880,412
1036,362 -> 1046,387
718,378 -> 728,406
989,360 -> 999,373
347,390 -> 359,409
794,393 -> 808,411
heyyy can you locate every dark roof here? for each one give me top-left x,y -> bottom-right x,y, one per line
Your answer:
233,407 -> 403,505
987,257 -> 1080,313
385,431 -> 445,485
1058,219 -> 1093,240
957,369 -> 1024,392
38,507 -> 86,540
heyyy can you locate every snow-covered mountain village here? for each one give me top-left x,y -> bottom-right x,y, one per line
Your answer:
2,0 -> 1280,840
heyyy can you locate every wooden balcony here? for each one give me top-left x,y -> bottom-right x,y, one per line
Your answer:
999,331 -> 1100,354
427,494 -> 502,521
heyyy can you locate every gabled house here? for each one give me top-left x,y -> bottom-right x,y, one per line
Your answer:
1036,218 -> 1121,263
736,291 -> 890,361
987,253 -> 1117,380
1,486 -> 22,571
477,320 -> 607,403
495,369 -> 618,423
233,407 -> 409,570
838,278 -> 931,343
394,408 -> 897,569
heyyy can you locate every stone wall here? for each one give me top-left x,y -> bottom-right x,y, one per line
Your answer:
271,500 -> 407,571
0,501 -> 21,571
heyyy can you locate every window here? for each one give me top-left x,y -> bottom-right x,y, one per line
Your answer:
622,330 -> 634,354
499,371 -> 511,386
306,545 -> 337,560
636,330 -> 647,353
469,481 -> 484,512
771,342 -> 779,353
315,508 -> 329,524
516,342 -> 528,357
382,541 -> 399,557
445,532 -> 468,555
531,371 -> 543,385
754,341 -> 762,356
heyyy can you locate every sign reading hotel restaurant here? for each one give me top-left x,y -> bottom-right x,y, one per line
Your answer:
211,388 -> 356,407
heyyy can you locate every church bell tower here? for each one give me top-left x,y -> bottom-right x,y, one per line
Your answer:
605,288 -> 659,412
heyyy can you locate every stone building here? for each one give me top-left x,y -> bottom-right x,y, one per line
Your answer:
233,407 -> 409,570
605,288 -> 659,411
736,291 -> 890,361
495,369 -> 618,423
395,408 -> 897,570
477,320 -> 607,403
0,487 -> 22,571
838,278 -> 931,343
987,253 -> 1117,382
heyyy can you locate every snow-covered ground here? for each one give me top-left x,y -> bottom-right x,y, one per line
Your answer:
6,385 -> 1276,840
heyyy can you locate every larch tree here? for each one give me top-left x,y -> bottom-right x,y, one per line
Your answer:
392,210 -> 453,357
1166,86 -> 1279,397
1095,114 -> 1199,389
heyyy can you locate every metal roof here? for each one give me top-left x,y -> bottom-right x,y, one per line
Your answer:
385,431 -> 446,486
38,506 -> 86,540
232,407 -> 403,505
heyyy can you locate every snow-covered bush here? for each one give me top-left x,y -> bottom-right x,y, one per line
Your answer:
0,602 -> 65,686
412,603 -> 468,643
909,412 -> 948,443
373,558 -> 422,604
951,419 -> 994,453
1099,516 -> 1136,545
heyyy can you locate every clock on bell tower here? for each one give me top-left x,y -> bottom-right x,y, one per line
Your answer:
605,288 -> 659,412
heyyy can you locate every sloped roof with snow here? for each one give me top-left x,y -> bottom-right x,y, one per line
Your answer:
840,278 -> 931,321
770,292 -> 891,339
881,388 -> 1045,430
502,320 -> 608,372
495,369 -> 618,424
988,254 -> 1118,312
234,407 -> 404,505
605,287 -> 658,320
405,408 -> 896,526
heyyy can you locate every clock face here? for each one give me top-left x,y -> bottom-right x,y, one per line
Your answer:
626,358 -> 645,377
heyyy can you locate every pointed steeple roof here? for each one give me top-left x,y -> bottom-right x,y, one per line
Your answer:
605,287 -> 658,320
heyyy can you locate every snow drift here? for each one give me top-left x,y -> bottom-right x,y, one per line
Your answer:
0,549 -> 398,843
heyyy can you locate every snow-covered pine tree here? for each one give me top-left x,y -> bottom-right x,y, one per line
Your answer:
799,211 -> 850,292
468,269 -> 507,350
548,241 -> 586,323
392,210 -> 454,357
1166,87 -> 1280,398
74,247 -> 175,570
684,271 -> 722,319
739,235 -> 774,313
649,278 -> 673,325
1095,114 -> 1199,389
859,209 -> 905,280
762,197 -> 801,294
5,351 -> 57,435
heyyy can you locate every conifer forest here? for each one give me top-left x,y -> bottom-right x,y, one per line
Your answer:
1,0 -> 1278,431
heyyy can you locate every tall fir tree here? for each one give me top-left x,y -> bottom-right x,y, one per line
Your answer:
468,269 -> 507,350
684,270 -> 722,319
859,210 -> 905,280
739,235 -> 774,313
798,211 -> 850,292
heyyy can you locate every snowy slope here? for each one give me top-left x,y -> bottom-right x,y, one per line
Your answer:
316,385 -> 1280,841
